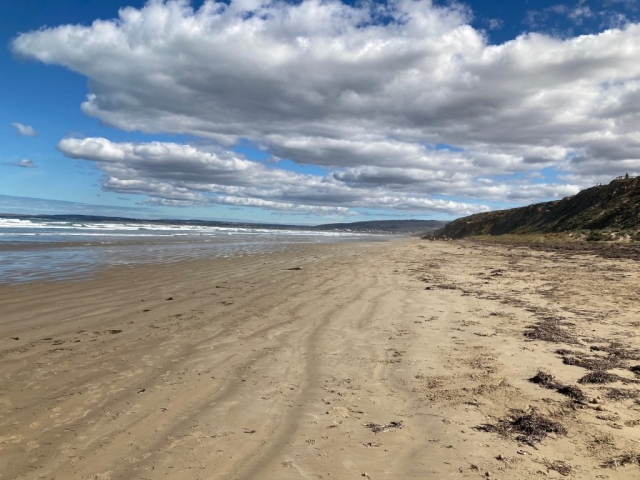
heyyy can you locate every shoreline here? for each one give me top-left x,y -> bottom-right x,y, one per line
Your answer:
1,238 -> 639,479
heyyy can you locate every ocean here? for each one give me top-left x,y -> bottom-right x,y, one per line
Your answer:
0,217 -> 380,284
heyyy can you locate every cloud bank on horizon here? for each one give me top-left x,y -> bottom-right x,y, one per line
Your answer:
11,0 -> 640,217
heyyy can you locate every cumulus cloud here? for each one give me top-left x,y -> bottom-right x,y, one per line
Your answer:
11,122 -> 37,137
11,0 -> 640,216
3,159 -> 37,168
58,137 -> 491,216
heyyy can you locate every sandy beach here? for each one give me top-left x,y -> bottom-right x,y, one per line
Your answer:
2,238 -> 640,479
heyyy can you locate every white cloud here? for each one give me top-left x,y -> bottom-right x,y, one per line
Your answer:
10,122 -> 37,137
3,159 -> 37,168
12,0 -> 640,216
58,137 -> 493,216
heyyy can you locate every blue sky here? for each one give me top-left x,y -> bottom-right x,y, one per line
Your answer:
2,0 -> 640,223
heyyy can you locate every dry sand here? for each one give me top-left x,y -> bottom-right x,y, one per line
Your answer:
1,238 -> 640,479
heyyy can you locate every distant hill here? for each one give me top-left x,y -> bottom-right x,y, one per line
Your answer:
315,219 -> 447,234
435,176 -> 640,239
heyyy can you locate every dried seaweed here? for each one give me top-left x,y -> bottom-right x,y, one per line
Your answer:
530,370 -> 556,388
562,354 -> 623,371
607,388 -> 640,400
602,453 -> 640,469
578,371 -> 623,384
363,421 -> 403,434
529,370 -> 586,402
555,348 -> 575,356
476,409 -> 567,447
541,459 -> 573,476
600,342 -> 640,361
556,385 -> 587,402
524,317 -> 577,344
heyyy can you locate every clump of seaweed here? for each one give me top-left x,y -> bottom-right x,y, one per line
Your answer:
529,370 -> 587,402
524,317 -> 577,344
578,371 -> 623,384
556,385 -> 587,402
562,354 -> 623,371
607,388 -> 640,401
476,409 -> 567,447
556,348 -> 575,356
530,370 -> 557,388
599,342 -> 640,361
363,421 -> 403,434
541,459 -> 573,476
630,365 -> 640,376
602,453 -> 640,469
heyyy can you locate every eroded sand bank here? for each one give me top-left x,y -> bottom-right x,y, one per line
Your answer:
1,239 -> 640,479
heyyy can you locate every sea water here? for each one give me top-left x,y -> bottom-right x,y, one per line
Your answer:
0,217 -> 380,284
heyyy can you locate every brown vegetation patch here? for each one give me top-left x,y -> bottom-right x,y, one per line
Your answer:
476,409 -> 567,447
562,354 -> 623,371
630,365 -> 640,376
363,421 -> 403,434
555,348 -> 576,356
540,459 -> 574,476
602,453 -> 640,469
592,342 -> 640,361
607,388 -> 640,400
578,371 -> 623,384
530,370 -> 556,388
529,370 -> 586,402
524,317 -> 577,344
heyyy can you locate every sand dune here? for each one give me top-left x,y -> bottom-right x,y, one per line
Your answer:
1,238 -> 639,479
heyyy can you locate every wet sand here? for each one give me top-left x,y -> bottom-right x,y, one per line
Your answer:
1,238 -> 640,479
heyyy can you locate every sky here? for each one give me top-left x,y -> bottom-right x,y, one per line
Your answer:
2,0 -> 640,224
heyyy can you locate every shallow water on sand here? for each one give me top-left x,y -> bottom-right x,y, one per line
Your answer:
0,218 -> 383,284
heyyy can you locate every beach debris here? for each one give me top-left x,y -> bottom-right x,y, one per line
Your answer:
476,409 -> 567,446
524,317 -> 577,344
540,459 -> 573,476
107,329 -> 122,335
607,388 -> 640,400
592,342 -> 640,361
529,370 -> 587,402
555,348 -> 575,356
166,297 -> 173,301
286,267 -> 302,271
578,371 -> 624,384
137,388 -> 146,393
562,354 -> 622,371
529,370 -> 556,388
602,453 -> 640,469
11,337 -> 19,340
243,429 -> 256,434
364,421 -> 403,434
630,365 -> 640,376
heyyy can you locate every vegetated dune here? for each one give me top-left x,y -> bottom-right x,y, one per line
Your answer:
435,176 -> 640,239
